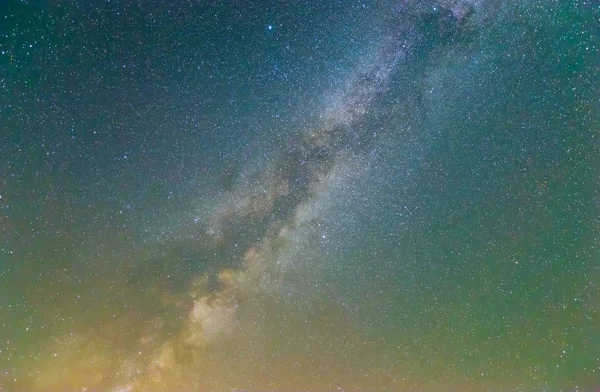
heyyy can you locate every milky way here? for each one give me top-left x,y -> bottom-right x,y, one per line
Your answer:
1,0 -> 598,391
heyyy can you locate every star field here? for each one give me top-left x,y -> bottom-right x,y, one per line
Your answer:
0,1 -> 599,391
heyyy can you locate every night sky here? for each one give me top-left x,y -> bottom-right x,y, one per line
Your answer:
1,1 -> 599,391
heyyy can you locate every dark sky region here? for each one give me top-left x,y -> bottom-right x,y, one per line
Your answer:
0,1 -> 599,391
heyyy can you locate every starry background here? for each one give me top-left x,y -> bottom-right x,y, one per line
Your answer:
0,0 -> 599,391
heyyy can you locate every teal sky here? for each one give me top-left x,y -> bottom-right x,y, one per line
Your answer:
0,1 -> 598,391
